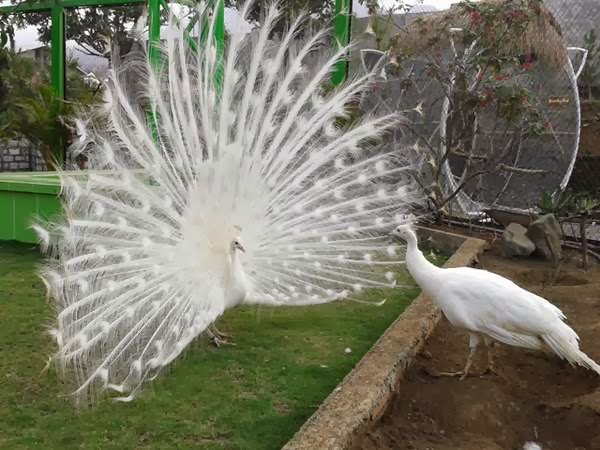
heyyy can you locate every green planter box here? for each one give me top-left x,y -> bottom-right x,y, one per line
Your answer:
0,172 -> 62,244
0,170 -> 153,244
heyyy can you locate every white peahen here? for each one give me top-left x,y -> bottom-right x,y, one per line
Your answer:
35,2 -> 422,403
391,224 -> 600,380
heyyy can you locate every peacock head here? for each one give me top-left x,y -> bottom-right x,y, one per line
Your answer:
390,224 -> 415,242
231,237 -> 246,254
229,225 -> 246,254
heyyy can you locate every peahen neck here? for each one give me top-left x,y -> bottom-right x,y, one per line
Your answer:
404,230 -> 442,292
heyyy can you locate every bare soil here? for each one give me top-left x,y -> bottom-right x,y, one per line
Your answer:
354,233 -> 600,450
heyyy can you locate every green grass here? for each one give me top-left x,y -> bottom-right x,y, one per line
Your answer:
0,241 -> 431,450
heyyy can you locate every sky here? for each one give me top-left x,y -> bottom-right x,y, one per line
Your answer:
4,0 -> 456,56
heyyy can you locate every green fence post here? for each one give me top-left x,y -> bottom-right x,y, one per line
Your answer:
148,0 -> 161,70
50,3 -> 66,165
213,0 -> 224,92
197,0 -> 225,92
147,0 -> 161,147
332,0 -> 352,86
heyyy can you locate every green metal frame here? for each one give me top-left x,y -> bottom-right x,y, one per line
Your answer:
0,0 -> 351,165
332,0 -> 352,86
0,0 -> 228,163
0,0 -> 352,101
0,2 -> 352,243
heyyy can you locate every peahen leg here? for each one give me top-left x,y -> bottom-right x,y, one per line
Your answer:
438,333 -> 480,380
479,338 -> 508,381
480,337 -> 497,375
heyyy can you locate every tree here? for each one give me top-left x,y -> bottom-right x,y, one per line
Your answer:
382,0 -> 551,215
0,13 -> 20,52
580,29 -> 599,101
5,0 -> 395,60
226,0 -> 331,34
225,0 -> 406,35
27,6 -> 145,58
0,51 -> 101,166
0,48 -> 10,138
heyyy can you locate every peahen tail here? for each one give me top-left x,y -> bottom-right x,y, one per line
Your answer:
542,321 -> 600,375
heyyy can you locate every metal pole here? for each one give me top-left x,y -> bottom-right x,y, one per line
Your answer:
332,0 -> 353,86
198,0 -> 225,92
148,0 -> 161,70
50,3 -> 66,165
213,0 -> 224,92
146,0 -> 161,148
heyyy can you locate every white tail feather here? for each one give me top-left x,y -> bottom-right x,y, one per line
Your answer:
542,322 -> 600,375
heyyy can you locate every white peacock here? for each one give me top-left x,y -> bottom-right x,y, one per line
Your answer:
35,2 -> 422,403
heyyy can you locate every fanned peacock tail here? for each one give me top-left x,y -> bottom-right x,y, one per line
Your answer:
36,1 -> 423,404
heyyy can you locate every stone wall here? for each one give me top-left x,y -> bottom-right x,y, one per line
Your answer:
0,139 -> 47,172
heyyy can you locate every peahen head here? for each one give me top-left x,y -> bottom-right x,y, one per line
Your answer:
390,224 -> 416,242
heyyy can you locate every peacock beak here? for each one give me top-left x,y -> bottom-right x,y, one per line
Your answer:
237,243 -> 246,253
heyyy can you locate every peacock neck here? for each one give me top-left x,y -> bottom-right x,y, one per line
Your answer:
404,230 -> 442,292
226,250 -> 248,308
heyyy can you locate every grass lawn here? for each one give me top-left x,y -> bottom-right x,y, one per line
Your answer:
0,241 -> 433,449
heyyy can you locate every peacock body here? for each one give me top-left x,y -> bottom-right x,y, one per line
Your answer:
37,2 -> 422,403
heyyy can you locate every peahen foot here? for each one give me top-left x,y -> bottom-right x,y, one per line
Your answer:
478,340 -> 506,380
426,334 -> 479,381
438,369 -> 469,381
425,367 -> 470,380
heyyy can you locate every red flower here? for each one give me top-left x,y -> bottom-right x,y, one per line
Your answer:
476,72 -> 484,81
521,62 -> 534,70
470,11 -> 482,26
506,9 -> 523,20
495,74 -> 508,81
544,120 -> 551,129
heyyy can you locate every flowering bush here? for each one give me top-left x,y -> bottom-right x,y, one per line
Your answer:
388,0 -> 557,213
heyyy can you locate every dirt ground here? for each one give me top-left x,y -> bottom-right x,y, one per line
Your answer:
355,232 -> 600,450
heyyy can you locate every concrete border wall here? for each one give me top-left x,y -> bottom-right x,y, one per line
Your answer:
283,228 -> 487,450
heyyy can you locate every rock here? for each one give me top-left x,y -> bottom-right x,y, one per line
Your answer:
526,214 -> 562,261
503,223 -> 535,257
